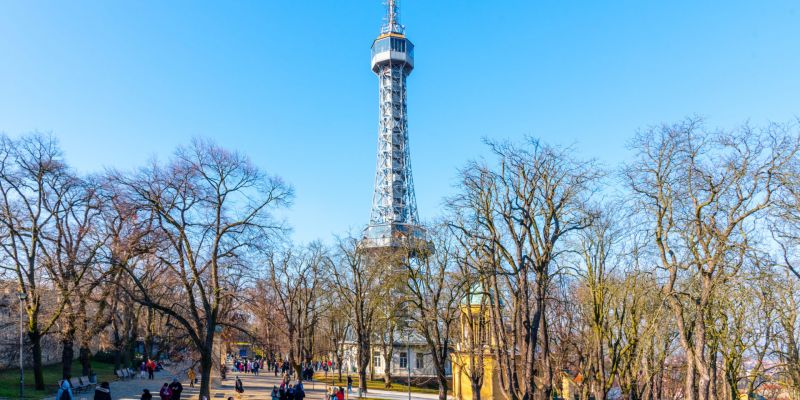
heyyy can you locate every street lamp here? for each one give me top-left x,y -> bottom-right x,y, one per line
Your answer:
404,319 -> 412,400
18,291 -> 27,400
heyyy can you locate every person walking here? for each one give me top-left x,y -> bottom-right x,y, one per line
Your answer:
271,386 -> 280,400
234,376 -> 244,400
56,378 -> 73,400
347,375 -> 353,393
141,389 -> 153,400
295,380 -> 305,400
140,362 -> 147,379
148,360 -> 156,380
169,378 -> 184,400
159,383 -> 173,400
287,384 -> 296,400
187,368 -> 196,388
93,382 -> 111,400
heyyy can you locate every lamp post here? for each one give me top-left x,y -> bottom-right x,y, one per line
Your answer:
405,319 -> 412,400
18,291 -> 27,400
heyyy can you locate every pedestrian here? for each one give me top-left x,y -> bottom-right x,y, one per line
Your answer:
335,387 -> 344,400
141,389 -> 153,400
148,360 -> 156,380
287,384 -> 295,400
159,383 -> 173,400
169,378 -> 184,400
271,386 -> 280,400
94,382 -> 111,400
347,375 -> 353,393
141,362 -> 147,379
234,376 -> 244,399
56,378 -> 73,400
187,368 -> 196,388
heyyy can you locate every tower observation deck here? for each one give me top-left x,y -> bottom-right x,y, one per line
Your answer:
361,0 -> 429,254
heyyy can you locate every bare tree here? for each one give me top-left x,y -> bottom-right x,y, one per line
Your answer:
265,244 -> 324,377
403,224 -> 463,400
329,235 -> 382,395
323,294 -> 350,381
0,133 -> 71,389
110,138 -> 292,399
573,209 -> 628,400
625,119 -> 798,400
449,138 -> 600,400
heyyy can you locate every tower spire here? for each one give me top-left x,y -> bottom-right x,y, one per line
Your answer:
382,0 -> 404,35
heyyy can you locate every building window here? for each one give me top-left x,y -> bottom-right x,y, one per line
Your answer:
416,353 -> 424,369
373,353 -> 382,367
399,352 -> 408,369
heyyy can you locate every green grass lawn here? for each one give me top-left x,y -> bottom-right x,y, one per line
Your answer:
312,373 -> 445,395
0,359 -> 117,400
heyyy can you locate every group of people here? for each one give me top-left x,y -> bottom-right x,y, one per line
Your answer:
232,358 -> 261,375
55,356 -> 347,400
56,379 -> 111,400
269,379 -> 306,400
140,379 -> 184,400
140,359 -> 162,380
54,360 -> 188,400
328,386 -> 346,400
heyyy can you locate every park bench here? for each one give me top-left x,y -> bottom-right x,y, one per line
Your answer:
115,369 -> 129,380
127,368 -> 136,378
79,376 -> 95,390
70,377 -> 90,392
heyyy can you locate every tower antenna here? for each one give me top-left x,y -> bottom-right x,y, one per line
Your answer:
382,0 -> 404,35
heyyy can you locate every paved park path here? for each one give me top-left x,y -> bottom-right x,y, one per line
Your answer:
90,365 -> 447,400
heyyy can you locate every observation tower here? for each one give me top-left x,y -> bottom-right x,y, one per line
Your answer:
361,0 -> 429,254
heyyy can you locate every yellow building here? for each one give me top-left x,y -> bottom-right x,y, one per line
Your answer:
452,285 -> 507,400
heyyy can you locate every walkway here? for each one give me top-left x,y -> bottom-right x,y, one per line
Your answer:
86,366 -> 445,400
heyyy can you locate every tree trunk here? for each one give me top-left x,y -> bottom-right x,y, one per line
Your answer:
709,353 -> 718,400
79,346 -> 92,376
62,338 -> 74,379
113,348 -> 122,371
437,373 -> 449,400
199,350 -> 213,400
359,366 -> 368,394
685,361 -> 696,400
471,379 -> 482,400
29,330 -> 45,390
121,338 -> 132,369
383,348 -> 392,388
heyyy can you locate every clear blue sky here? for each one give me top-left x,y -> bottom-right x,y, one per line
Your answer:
1,1 -> 798,244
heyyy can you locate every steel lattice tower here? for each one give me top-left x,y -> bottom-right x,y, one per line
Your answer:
362,0 -> 428,253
